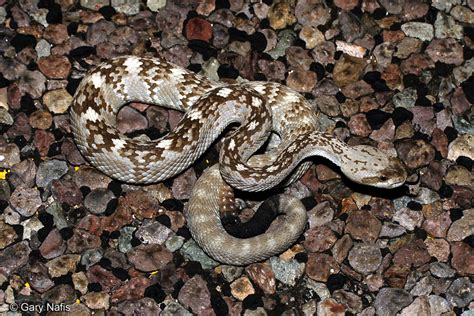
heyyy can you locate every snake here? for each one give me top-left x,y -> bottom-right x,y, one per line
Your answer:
70,56 -> 407,265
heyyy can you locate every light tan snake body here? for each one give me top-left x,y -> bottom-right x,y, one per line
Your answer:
71,56 -> 407,265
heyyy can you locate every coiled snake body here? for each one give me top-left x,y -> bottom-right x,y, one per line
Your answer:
71,56 -> 407,265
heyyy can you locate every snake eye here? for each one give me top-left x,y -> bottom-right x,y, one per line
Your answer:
379,176 -> 388,181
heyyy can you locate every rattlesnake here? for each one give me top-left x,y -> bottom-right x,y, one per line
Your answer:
71,56 -> 407,265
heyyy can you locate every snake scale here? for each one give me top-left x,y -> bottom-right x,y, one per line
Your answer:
71,56 -> 407,265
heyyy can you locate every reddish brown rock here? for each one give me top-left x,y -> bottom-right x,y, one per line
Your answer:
67,229 -> 101,253
37,55 -> 71,79
33,130 -> 55,157
396,139 -> 435,169
286,69 -> 317,93
422,211 -> 452,238
127,244 -> 173,272
334,0 -> 358,10
29,110 -> 53,130
304,225 -> 337,252
245,263 -> 276,295
111,277 -> 151,303
178,275 -> 212,312
344,210 -> 381,243
400,53 -> 434,75
306,253 -> 340,282
426,38 -> 464,65
87,265 -> 122,291
383,264 -> 411,288
39,228 -> 66,259
348,114 -> 372,137
185,17 -> 213,42
451,242 -> 474,275
52,179 -> 83,207
43,24 -> 69,45
393,239 -> 431,268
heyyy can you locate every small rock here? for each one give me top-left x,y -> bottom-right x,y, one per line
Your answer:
230,276 -> 255,301
426,38 -> 464,66
446,277 -> 474,308
245,263 -> 276,295
344,210 -> 381,243
374,288 -> 412,316
348,243 -> 382,274
393,239 -> 431,268
19,70 -> 46,99
171,168 -> 196,200
317,298 -> 346,316
0,241 -> 31,277
434,12 -> 463,39
304,225 -> 337,252
333,55 -> 366,86
425,238 -> 450,262
451,242 -> 474,275
127,244 -> 173,272
36,159 -> 69,189
9,186 -> 42,217
295,1 -> 330,27
72,271 -> 88,295
430,262 -> 456,278
399,296 -> 431,316
269,256 -> 305,286
46,254 -> 80,278
37,55 -> 71,79
42,89 -> 72,114
428,295 -> 451,315
0,221 -> 16,250
0,143 -> 20,168
396,139 -> 435,169
451,5 -> 474,24
268,2 -> 296,30
447,209 -> 474,241
29,110 -> 53,130
135,219 -> 174,245
80,0 -> 109,11
83,291 -> 110,310
111,0 -> 140,15
299,26 -> 325,49
178,275 -> 212,313
448,134 -> 474,161
39,228 -> 66,259
306,253 -> 339,282
67,229 -> 101,253
185,17 -> 212,42
84,189 -> 115,215
286,69 -> 317,93
401,22 -> 433,41
422,211 -> 451,238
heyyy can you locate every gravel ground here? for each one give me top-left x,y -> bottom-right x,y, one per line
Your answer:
0,0 -> 473,315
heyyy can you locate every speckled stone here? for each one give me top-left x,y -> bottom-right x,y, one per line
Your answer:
0,143 -> 20,168
135,219 -> 174,245
127,244 -> 172,272
39,228 -> 66,259
268,2 -> 296,30
306,253 -> 339,282
245,263 -> 276,295
345,210 -> 381,243
0,221 -> 16,250
426,38 -> 464,65
269,256 -> 305,286
295,0 -> 330,27
401,22 -> 434,42
448,134 -> 474,161
37,55 -> 71,79
393,238 -> 431,268
185,17 -> 213,42
9,186 -> 42,217
230,276 -> 255,301
36,159 -> 69,189
42,89 -> 72,114
333,55 -> 366,86
178,275 -> 212,313
396,139 -> 435,169
348,243 -> 382,274
451,242 -> 474,275
446,277 -> 474,308
374,288 -> 412,316
46,254 -> 80,278
304,225 -> 337,252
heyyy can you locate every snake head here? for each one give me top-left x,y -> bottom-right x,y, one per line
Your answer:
341,145 -> 407,189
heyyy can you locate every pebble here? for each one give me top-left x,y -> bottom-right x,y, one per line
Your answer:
446,277 -> 474,308
268,2 -> 296,30
37,55 -> 71,79
374,288 -> 412,315
126,244 -> 172,272
81,249 -> 103,269
317,298 -> 345,316
0,221 -> 16,250
348,243 -> 382,274
221,265 -> 243,282
36,159 -> 69,189
84,188 -> 115,215
146,0 -> 166,12
399,296 -> 431,316
39,228 -> 66,259
333,55 -> 366,87
344,210 -> 381,243
42,89 -> 73,114
46,254 -> 80,278
426,38 -> 464,65
435,12 -> 463,40
245,263 -> 276,295
451,242 -> 474,275
299,26 -> 325,49
135,219 -> 174,245
306,253 -> 339,282
393,207 -> 423,231
180,240 -> 219,270
304,225 -> 337,252
177,275 -> 212,313
0,241 -> 31,277
72,271 -> 88,295
161,299 -> 191,316
269,257 -> 305,286
9,186 -> 42,217
451,5 -> 474,24
111,0 -> 140,15
0,143 -> 20,168
447,208 -> 474,241
80,0 -> 109,11
67,229 -> 102,253
448,134 -> 474,161
19,70 -> 46,99
230,276 -> 255,301
83,291 -> 110,310
428,295 -> 451,315
393,238 -> 431,268
295,0 -> 330,27
171,168 -> 196,200
185,17 -> 212,42
286,69 -> 317,93
401,22 -> 434,42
